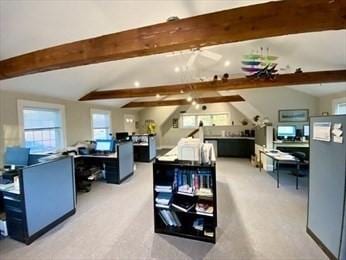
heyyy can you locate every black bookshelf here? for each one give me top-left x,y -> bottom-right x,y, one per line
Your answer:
153,159 -> 217,243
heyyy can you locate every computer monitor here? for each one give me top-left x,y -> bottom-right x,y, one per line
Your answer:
95,140 -> 113,153
116,132 -> 129,141
277,126 -> 296,138
303,125 -> 310,136
4,147 -> 30,167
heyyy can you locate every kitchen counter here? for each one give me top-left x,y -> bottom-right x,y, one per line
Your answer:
204,137 -> 255,158
205,136 -> 255,140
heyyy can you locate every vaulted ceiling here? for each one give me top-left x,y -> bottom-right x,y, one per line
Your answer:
0,0 -> 345,107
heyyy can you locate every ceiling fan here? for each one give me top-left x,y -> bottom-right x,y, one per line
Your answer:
186,48 -> 223,68
167,48 -> 222,69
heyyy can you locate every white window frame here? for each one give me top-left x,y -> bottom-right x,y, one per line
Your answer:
17,100 -> 67,153
180,112 -> 231,128
90,109 -> 112,140
332,97 -> 346,115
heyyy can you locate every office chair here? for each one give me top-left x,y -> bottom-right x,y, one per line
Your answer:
75,161 -> 99,193
290,151 -> 309,177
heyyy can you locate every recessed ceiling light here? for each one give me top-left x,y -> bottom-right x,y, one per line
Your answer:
156,94 -> 161,98
180,90 -> 184,94
134,81 -> 140,88
174,66 -> 180,73
195,104 -> 200,109
192,100 -> 196,106
224,60 -> 231,67
187,96 -> 192,102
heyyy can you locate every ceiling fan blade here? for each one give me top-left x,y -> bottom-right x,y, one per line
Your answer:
186,53 -> 198,68
201,50 -> 222,61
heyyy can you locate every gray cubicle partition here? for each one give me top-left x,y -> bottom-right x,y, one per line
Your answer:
308,115 -> 346,260
149,136 -> 157,160
23,156 -> 76,237
118,141 -> 134,182
3,156 -> 76,244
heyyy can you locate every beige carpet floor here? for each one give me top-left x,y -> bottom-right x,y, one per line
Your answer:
0,158 -> 326,260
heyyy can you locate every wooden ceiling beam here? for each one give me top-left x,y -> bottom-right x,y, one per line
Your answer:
80,70 -> 346,101
1,0 -> 345,80
122,95 -> 245,108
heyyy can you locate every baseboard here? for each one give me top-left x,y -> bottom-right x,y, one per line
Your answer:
306,227 -> 337,260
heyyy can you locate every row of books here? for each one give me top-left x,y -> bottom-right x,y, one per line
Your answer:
167,196 -> 214,217
158,209 -> 181,227
173,168 -> 213,195
159,211 -> 214,237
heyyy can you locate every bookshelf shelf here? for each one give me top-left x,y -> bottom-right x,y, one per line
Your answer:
153,159 -> 217,243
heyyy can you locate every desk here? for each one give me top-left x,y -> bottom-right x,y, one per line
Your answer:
133,134 -> 156,162
273,141 -> 309,160
259,150 -> 300,189
75,141 -> 134,184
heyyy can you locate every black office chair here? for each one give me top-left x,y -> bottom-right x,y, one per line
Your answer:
75,165 -> 93,192
290,151 -> 309,177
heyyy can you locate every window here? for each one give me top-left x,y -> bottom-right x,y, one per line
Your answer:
182,115 -> 197,128
18,100 -> 66,153
181,113 -> 230,128
91,109 -> 112,140
333,97 -> 346,115
335,102 -> 346,115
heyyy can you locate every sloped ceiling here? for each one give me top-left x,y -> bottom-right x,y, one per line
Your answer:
0,0 -> 345,107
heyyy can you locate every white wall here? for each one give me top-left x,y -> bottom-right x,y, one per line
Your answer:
138,102 -> 247,148
138,105 -> 179,148
0,90 -> 138,166
319,91 -> 346,115
235,87 -> 319,126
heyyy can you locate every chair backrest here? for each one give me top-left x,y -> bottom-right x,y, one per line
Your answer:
291,151 -> 306,162
4,147 -> 30,166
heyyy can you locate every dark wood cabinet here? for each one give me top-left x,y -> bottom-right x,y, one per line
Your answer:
216,138 -> 254,158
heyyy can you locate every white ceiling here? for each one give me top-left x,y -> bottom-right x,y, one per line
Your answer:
0,0 -> 345,107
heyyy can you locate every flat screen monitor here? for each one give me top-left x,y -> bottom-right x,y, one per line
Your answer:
304,125 -> 310,136
95,140 -> 113,152
116,132 -> 129,141
277,126 -> 296,137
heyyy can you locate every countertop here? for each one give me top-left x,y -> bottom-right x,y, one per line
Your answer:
204,136 -> 255,140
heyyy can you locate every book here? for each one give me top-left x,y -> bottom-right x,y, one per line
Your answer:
171,211 -> 182,227
196,188 -> 213,197
158,210 -> 169,225
155,192 -> 172,205
172,196 -> 195,212
192,218 -> 204,231
155,185 -> 172,193
155,203 -> 170,209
